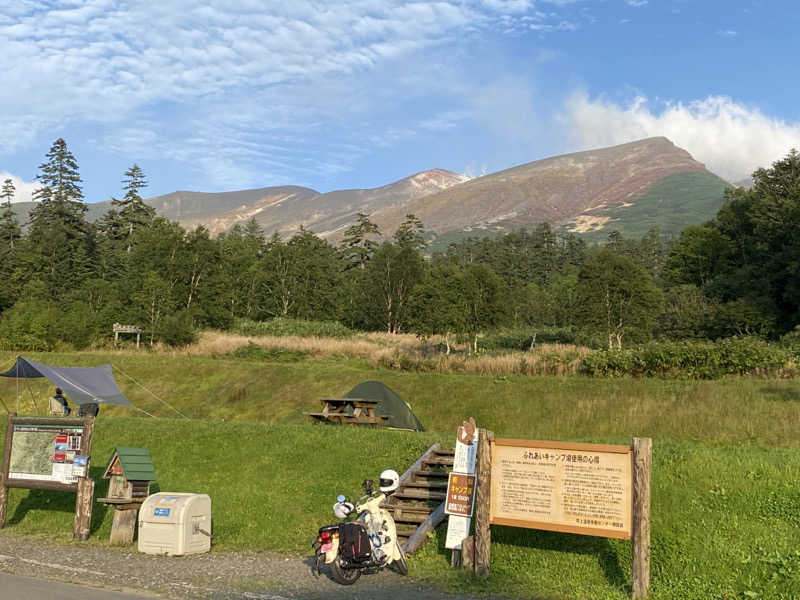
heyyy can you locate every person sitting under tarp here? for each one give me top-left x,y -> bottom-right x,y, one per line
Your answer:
49,387 -> 71,416
78,402 -> 99,418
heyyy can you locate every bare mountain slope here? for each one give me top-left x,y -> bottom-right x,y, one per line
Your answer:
257,168 -> 471,239
369,137 -> 716,236
146,186 -> 319,235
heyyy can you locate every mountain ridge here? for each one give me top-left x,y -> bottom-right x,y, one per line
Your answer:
8,137 -> 730,241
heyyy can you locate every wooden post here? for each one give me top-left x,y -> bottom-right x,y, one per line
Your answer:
0,413 -> 14,528
110,508 -> 138,545
473,428 -> 492,577
632,437 -> 652,599
461,534 -> 475,570
73,477 -> 95,540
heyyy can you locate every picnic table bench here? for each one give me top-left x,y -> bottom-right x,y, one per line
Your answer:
306,397 -> 389,427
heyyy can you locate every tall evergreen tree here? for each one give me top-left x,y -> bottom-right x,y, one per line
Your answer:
27,138 -> 92,295
341,212 -> 380,269
394,214 -> 426,252
0,178 -> 21,250
112,164 -> 155,252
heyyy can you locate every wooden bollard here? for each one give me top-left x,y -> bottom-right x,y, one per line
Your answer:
110,508 -> 139,545
473,429 -> 493,577
73,477 -> 95,541
632,437 -> 652,598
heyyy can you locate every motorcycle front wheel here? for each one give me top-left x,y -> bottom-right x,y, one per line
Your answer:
330,556 -> 362,585
389,543 -> 408,576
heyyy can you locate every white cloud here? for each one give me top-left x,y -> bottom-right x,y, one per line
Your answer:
0,0 -> 583,187
625,0 -> 648,6
562,93 -> 800,182
716,29 -> 739,37
0,173 -> 38,203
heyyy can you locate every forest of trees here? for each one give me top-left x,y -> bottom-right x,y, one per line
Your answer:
1,138 -> 799,352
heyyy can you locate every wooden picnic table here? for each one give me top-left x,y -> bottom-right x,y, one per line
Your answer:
306,397 -> 389,427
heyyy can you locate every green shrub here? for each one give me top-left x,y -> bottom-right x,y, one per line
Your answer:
481,327 -> 577,351
230,342 -> 307,362
581,337 -> 790,378
159,310 -> 197,347
0,297 -> 105,351
780,326 -> 800,361
233,317 -> 354,338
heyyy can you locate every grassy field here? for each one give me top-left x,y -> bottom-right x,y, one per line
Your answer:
0,348 -> 799,598
2,349 -> 799,447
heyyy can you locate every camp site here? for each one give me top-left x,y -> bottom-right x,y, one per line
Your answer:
0,319 -> 798,600
2,16 -> 800,596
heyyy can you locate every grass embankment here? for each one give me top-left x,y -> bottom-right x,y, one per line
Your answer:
2,349 -> 800,446
0,419 -> 797,600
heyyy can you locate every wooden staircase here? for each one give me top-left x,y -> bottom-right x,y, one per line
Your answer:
383,443 -> 454,554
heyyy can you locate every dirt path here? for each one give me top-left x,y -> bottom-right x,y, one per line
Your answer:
0,533 -> 497,599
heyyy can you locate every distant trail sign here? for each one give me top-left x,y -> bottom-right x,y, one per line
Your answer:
0,414 -> 96,540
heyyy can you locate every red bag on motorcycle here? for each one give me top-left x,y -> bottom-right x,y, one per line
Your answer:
338,522 -> 372,563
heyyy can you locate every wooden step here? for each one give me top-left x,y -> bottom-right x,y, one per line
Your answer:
423,456 -> 454,466
395,523 -> 418,536
401,480 -> 448,490
394,488 -> 446,501
434,449 -> 455,456
414,469 -> 450,477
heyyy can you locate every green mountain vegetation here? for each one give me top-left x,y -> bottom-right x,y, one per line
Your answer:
579,171 -> 731,242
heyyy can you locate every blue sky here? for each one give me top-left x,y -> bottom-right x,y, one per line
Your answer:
1,0 -> 799,203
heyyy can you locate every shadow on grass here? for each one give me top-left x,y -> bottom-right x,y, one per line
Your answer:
446,525 -> 628,592
500,527 -> 627,589
7,466 -> 112,537
761,384 -> 800,402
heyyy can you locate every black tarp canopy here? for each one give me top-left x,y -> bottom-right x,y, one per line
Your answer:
1,356 -> 132,406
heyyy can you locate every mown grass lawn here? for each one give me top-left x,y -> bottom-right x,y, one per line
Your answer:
0,351 -> 799,598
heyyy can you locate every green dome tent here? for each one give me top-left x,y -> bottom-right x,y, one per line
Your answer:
343,381 -> 424,431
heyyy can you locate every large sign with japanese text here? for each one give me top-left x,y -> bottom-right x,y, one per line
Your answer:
489,438 -> 632,539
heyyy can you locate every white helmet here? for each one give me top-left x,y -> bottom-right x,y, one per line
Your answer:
379,469 -> 399,494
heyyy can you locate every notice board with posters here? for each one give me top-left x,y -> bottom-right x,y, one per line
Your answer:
489,438 -> 633,539
0,414 -> 96,540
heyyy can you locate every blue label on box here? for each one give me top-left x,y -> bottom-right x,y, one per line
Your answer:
154,507 -> 170,517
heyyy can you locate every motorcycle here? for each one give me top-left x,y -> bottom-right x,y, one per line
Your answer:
312,472 -> 408,585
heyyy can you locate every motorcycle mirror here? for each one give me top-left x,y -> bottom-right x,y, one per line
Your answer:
336,494 -> 346,503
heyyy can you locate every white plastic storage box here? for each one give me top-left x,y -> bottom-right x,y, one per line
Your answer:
138,492 -> 212,556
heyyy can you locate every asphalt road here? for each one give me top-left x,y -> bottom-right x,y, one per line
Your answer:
1,572 -> 155,599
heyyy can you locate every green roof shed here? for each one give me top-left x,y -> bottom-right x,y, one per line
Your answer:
103,447 -> 157,483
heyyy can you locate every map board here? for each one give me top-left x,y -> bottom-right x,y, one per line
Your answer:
9,424 -> 86,485
1,416 -> 93,492
489,438 -> 632,539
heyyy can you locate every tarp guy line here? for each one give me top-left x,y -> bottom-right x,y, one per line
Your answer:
112,364 -> 189,419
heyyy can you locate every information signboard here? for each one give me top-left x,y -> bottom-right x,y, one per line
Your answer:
489,438 -> 632,539
0,414 -> 96,540
445,473 -> 476,517
9,423 -> 86,485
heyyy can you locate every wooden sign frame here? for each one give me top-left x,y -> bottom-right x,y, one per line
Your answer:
489,438 -> 633,539
0,413 -> 96,540
467,431 -> 651,599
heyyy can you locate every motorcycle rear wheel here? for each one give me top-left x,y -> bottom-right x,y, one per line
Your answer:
330,557 -> 362,585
